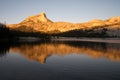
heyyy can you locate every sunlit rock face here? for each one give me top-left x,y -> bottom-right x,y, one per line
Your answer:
22,12 -> 53,23
107,16 -> 120,23
87,19 -> 106,27
9,42 -> 120,64
8,12 -> 53,32
8,12 -> 120,34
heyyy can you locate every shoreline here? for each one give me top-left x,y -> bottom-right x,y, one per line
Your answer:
0,37 -> 120,43
51,37 -> 120,43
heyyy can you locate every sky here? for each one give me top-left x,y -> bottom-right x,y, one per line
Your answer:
0,0 -> 120,24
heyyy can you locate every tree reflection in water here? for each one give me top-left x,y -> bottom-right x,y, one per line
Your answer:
0,41 -> 119,64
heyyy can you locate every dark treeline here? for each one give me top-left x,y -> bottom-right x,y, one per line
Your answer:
10,30 -> 50,38
0,23 -> 12,38
51,28 -> 109,38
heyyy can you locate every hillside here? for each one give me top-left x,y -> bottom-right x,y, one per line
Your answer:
8,12 -> 120,37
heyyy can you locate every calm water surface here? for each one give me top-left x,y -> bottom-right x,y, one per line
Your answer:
0,40 -> 120,80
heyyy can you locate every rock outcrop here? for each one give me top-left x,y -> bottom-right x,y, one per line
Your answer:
21,12 -> 53,23
8,12 -> 120,36
8,12 -> 53,32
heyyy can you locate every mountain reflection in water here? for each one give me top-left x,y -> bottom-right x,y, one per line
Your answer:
1,41 -> 120,64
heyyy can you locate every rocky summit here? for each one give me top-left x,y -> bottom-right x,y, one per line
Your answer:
8,12 -> 120,36
22,12 -> 53,23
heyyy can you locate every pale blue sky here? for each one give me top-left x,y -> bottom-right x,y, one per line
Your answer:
0,0 -> 120,24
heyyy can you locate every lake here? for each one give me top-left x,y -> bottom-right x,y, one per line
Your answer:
0,39 -> 120,80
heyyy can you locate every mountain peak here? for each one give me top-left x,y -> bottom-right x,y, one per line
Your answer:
39,12 -> 46,17
36,12 -> 47,22
22,12 -> 53,23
